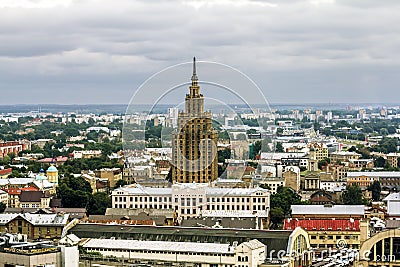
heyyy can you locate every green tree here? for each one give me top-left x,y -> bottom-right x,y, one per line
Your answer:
275,142 -> 284,153
342,185 -> 364,205
2,155 -> 11,165
318,158 -> 330,170
0,202 -> 6,213
270,207 -> 285,229
114,179 -> 128,189
87,192 -> 111,215
375,156 -> 386,168
269,186 -> 302,217
368,181 -> 381,201
218,148 -> 231,164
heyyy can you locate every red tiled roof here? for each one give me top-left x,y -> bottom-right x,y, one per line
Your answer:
283,219 -> 360,231
3,188 -> 21,195
0,168 -> 12,175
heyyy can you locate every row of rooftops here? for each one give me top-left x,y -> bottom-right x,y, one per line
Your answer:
0,213 -> 69,226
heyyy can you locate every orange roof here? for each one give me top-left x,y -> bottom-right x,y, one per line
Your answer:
0,168 -> 12,175
20,186 -> 39,192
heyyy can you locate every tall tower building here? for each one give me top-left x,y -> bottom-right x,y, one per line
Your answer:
171,58 -> 218,183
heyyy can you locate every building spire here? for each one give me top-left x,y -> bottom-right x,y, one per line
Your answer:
191,57 -> 198,83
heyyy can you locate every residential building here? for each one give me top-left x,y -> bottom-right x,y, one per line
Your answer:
171,58 -> 218,183
19,190 -> 52,209
95,167 -> 122,188
0,212 -> 70,239
347,171 -> 400,189
308,142 -> 329,161
0,189 -> 8,206
0,141 -> 24,158
259,178 -> 285,194
387,153 -> 400,168
72,150 -> 102,159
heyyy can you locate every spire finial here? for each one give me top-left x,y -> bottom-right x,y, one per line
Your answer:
193,57 -> 196,76
191,57 -> 198,82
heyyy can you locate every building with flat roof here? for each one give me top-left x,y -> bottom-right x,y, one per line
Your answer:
291,204 -> 365,219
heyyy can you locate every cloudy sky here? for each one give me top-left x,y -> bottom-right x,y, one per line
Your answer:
1,0 -> 400,105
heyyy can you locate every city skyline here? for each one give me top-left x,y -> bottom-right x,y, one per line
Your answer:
1,0 -> 400,104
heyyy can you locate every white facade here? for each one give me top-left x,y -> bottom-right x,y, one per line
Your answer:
82,238 -> 265,267
112,183 -> 270,219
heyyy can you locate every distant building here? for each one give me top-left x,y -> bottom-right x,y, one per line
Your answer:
330,151 -> 361,164
0,141 -> 25,158
95,168 -> 122,188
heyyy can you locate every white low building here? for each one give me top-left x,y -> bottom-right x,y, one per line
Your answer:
112,183 -> 270,221
383,192 -> 400,218
82,238 -> 265,267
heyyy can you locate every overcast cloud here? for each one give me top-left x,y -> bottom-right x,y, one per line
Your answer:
0,0 -> 400,104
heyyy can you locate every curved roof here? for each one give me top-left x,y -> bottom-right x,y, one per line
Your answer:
47,165 -> 58,172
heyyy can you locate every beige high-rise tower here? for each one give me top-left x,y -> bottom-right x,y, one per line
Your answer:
171,58 -> 218,183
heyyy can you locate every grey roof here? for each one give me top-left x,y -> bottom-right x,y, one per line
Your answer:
0,213 -> 69,226
69,223 -> 292,250
291,205 -> 365,216
383,192 -> 400,202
